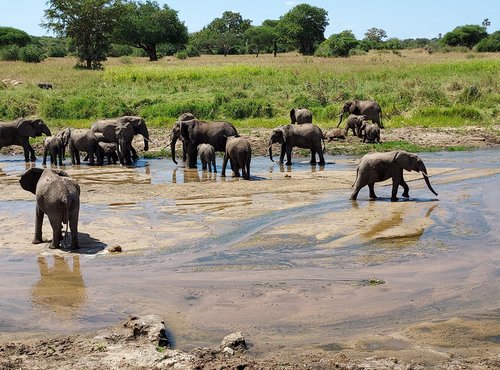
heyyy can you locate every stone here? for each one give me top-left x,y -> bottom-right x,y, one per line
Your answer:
221,332 -> 247,352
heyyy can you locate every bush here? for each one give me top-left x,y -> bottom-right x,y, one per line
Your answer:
19,45 -> 45,63
476,31 -> 500,52
108,43 -> 134,57
174,50 -> 188,59
314,30 -> 358,58
185,44 -> 201,57
0,45 -> 20,61
47,43 -> 67,57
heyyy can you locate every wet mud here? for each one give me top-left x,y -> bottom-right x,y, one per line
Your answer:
0,150 -> 499,359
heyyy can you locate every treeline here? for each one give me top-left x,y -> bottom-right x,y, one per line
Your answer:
0,1 -> 499,68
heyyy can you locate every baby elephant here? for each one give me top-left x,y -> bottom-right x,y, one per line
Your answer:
361,122 -> 381,143
221,136 -> 252,180
344,114 -> 366,137
42,134 -> 64,166
19,168 -> 80,249
99,142 -> 118,165
197,143 -> 216,172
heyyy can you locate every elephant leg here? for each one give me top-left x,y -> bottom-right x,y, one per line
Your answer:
42,148 -> 48,165
212,156 -> 217,173
391,175 -> 400,201
182,141 -> 188,162
69,215 -> 79,249
401,175 -> 410,198
131,146 -> 138,161
368,183 -> 378,199
279,144 -> 286,164
28,144 -> 36,162
318,149 -> 325,166
49,217 -> 63,249
221,154 -> 228,177
231,158 -> 240,177
83,153 -> 89,161
187,143 -> 197,169
285,145 -> 293,166
310,149 -> 317,165
88,150 -> 95,165
75,150 -> 81,165
33,205 -> 45,244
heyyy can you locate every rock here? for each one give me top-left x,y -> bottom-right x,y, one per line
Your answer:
221,332 -> 247,352
222,347 -> 235,356
108,245 -> 122,253
122,315 -> 170,347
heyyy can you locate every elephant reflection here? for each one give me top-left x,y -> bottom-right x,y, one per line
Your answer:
31,255 -> 86,314
172,168 -> 201,183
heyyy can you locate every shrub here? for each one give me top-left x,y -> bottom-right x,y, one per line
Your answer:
47,43 -> 67,57
0,45 -> 20,61
314,30 -> 358,58
108,43 -> 134,57
185,44 -> 201,57
174,50 -> 188,59
476,31 -> 500,52
19,45 -> 45,63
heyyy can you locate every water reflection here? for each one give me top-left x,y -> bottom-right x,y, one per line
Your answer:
31,255 -> 86,315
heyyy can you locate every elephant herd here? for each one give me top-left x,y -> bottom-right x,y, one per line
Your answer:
1,100 -> 439,251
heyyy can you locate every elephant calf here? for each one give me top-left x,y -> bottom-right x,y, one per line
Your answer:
43,135 -> 64,166
19,168 -> 80,249
221,136 -> 252,180
61,128 -> 103,166
351,150 -> 438,201
344,114 -> 366,137
361,122 -> 381,144
290,108 -> 312,124
99,142 -> 118,165
198,143 -> 216,172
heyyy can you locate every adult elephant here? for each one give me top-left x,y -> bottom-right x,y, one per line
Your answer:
115,121 -> 135,166
269,124 -> 325,166
337,100 -> 383,128
0,118 -> 52,162
90,116 -> 149,160
171,119 -> 238,168
61,128 -> 103,166
351,150 -> 438,201
169,113 -> 196,164
290,108 -> 312,124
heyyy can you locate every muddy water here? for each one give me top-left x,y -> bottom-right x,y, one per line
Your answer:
0,151 -> 499,353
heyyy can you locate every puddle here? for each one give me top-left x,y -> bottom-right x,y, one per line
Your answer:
0,150 -> 499,352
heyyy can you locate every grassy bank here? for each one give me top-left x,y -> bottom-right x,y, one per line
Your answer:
1,50 -> 499,132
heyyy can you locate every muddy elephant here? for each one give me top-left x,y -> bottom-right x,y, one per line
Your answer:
337,100 -> 383,128
42,134 -> 64,166
269,124 -> 325,166
171,119 -> 238,168
361,122 -> 381,143
343,114 -> 366,137
61,128 -> 103,166
290,108 -> 312,124
91,116 -> 149,161
169,113 -> 196,164
0,118 -> 52,162
221,136 -> 252,180
98,141 -> 118,164
351,150 -> 438,201
197,143 -> 216,172
19,168 -> 80,249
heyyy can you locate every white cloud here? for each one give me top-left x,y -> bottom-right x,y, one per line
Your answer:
285,1 -> 298,6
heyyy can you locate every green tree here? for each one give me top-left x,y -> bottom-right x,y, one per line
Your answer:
43,0 -> 123,69
113,1 -> 188,61
0,27 -> 31,47
476,30 -> 500,52
315,30 -> 358,57
245,26 -> 275,57
276,4 -> 329,55
363,27 -> 387,49
262,19 -> 280,56
442,24 -> 488,49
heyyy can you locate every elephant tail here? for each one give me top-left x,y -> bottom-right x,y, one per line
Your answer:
322,136 -> 326,154
352,167 -> 359,187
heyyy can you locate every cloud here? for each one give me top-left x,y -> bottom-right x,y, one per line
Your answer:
285,1 -> 298,6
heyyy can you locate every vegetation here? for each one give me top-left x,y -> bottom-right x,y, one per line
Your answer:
476,31 -> 500,52
315,31 -> 359,57
0,27 -> 31,47
442,25 -> 488,50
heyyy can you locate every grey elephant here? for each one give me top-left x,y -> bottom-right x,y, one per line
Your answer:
98,141 -> 118,164
269,124 -> 325,166
343,114 -> 366,137
0,118 -> 52,162
351,150 -> 438,201
337,100 -> 383,128
61,128 -> 103,166
115,121 -> 136,165
91,116 -> 149,161
42,134 -> 64,166
171,119 -> 238,168
361,122 -> 381,143
197,143 -> 216,172
169,113 -> 196,164
221,136 -> 252,180
290,108 -> 312,124
19,168 -> 80,249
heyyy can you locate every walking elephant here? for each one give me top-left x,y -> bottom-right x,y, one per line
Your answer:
19,168 -> 80,249
269,124 -> 325,166
171,119 -> 238,168
361,122 -> 381,143
91,116 -> 149,161
337,100 -> 383,128
197,143 -> 216,172
343,114 -> 366,137
0,118 -> 52,162
42,134 -> 64,166
169,113 -> 196,164
350,150 -> 438,201
290,108 -> 312,124
221,136 -> 252,180
61,128 -> 103,166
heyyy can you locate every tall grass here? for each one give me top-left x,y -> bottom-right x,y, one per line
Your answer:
0,51 -> 499,130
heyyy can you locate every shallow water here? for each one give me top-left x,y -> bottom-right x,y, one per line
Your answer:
0,150 -> 499,352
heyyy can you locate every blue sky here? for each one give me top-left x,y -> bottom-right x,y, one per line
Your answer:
1,1 -> 498,39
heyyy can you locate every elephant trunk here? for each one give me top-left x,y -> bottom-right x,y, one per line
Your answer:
421,164 -> 438,196
268,140 -> 274,162
171,135 -> 178,164
336,113 -> 344,128
142,126 -> 149,151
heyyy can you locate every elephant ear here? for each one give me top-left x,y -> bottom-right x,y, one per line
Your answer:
348,101 -> 358,114
394,151 -> 417,172
279,127 -> 287,143
179,120 -> 191,142
17,119 -> 38,137
19,168 -> 44,195
290,108 -> 296,123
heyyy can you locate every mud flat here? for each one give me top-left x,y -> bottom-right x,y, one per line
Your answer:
0,149 -> 499,368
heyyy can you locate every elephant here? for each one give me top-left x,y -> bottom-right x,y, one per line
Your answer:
350,150 -> 438,202
19,168 -> 80,249
171,119 -> 238,168
115,121 -> 135,165
0,118 -> 52,162
197,143 -> 216,172
337,100 -> 383,128
361,122 -> 381,143
98,141 -> 118,164
42,134 -> 64,166
61,128 -> 103,166
221,136 -> 252,180
269,124 -> 325,166
169,113 -> 197,164
343,114 -> 366,137
91,116 -> 149,161
290,108 -> 312,124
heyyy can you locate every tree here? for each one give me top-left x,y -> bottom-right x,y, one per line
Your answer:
442,24 -> 488,49
276,4 -> 329,55
43,0 -> 122,69
0,27 -> 31,47
262,19 -> 280,56
364,27 -> 387,44
113,1 -> 188,61
315,30 -> 358,57
476,30 -> 500,52
482,18 -> 491,29
245,26 -> 275,57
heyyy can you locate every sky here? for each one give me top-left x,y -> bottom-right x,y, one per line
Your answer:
0,0 -> 498,40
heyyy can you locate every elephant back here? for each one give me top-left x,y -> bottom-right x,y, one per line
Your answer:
91,119 -> 118,142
